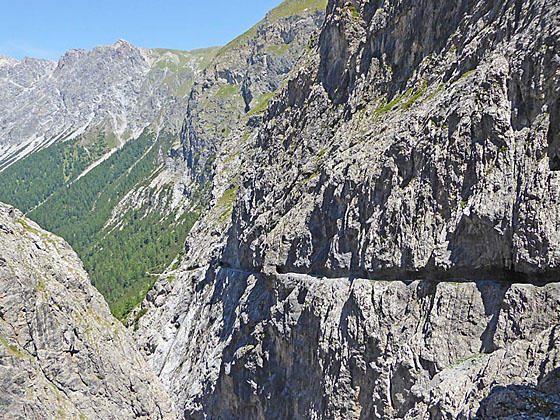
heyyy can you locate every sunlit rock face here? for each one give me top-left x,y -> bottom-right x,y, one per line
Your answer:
136,0 -> 560,418
0,203 -> 175,419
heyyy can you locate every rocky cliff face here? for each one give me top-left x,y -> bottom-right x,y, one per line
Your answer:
0,202 -> 175,419
140,270 -> 559,419
225,0 -> 560,279
177,0 -> 326,188
135,0 -> 560,418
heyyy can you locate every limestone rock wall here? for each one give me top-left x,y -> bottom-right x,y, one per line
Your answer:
0,203 -> 175,419
135,0 -> 560,418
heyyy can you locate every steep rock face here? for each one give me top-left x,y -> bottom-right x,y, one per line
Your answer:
0,202 -> 175,419
140,269 -> 559,419
179,0 -> 326,186
477,377 -> 560,419
132,0 -> 329,278
224,0 -> 560,279
135,0 -> 560,418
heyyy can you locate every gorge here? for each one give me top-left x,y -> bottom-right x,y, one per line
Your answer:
1,0 -> 559,418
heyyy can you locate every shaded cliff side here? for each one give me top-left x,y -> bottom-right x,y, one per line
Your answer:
134,0 -> 560,418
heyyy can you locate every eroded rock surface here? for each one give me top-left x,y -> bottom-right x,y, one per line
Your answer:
137,267 -> 559,419
225,0 -> 560,279
0,202 -> 175,419
135,0 -> 560,418
179,0 -> 326,188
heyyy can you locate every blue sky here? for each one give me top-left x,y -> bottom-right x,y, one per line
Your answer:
0,0 -> 284,60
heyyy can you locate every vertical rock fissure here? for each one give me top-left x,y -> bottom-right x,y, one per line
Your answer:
548,97 -> 560,170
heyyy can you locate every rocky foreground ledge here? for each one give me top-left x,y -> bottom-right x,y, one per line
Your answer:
0,202 -> 175,419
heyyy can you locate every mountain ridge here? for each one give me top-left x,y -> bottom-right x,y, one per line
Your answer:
0,0 -> 559,418
0,39 -> 215,172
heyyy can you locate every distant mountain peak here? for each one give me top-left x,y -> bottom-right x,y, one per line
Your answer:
0,54 -> 18,66
114,38 -> 133,48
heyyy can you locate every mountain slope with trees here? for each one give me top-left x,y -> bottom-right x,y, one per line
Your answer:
0,0 -> 327,318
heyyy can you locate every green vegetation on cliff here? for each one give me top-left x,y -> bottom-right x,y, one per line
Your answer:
28,133 -> 199,319
218,0 -> 326,56
267,0 -> 328,22
30,133 -> 157,249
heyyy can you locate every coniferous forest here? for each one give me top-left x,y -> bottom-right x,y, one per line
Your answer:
0,133 -> 199,319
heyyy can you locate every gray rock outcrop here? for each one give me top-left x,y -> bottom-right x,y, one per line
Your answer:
225,0 -> 560,279
135,0 -> 560,418
137,268 -> 560,419
0,202 -> 175,419
477,373 -> 560,419
179,0 -> 327,187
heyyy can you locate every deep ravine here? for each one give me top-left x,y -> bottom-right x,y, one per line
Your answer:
0,0 -> 559,419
